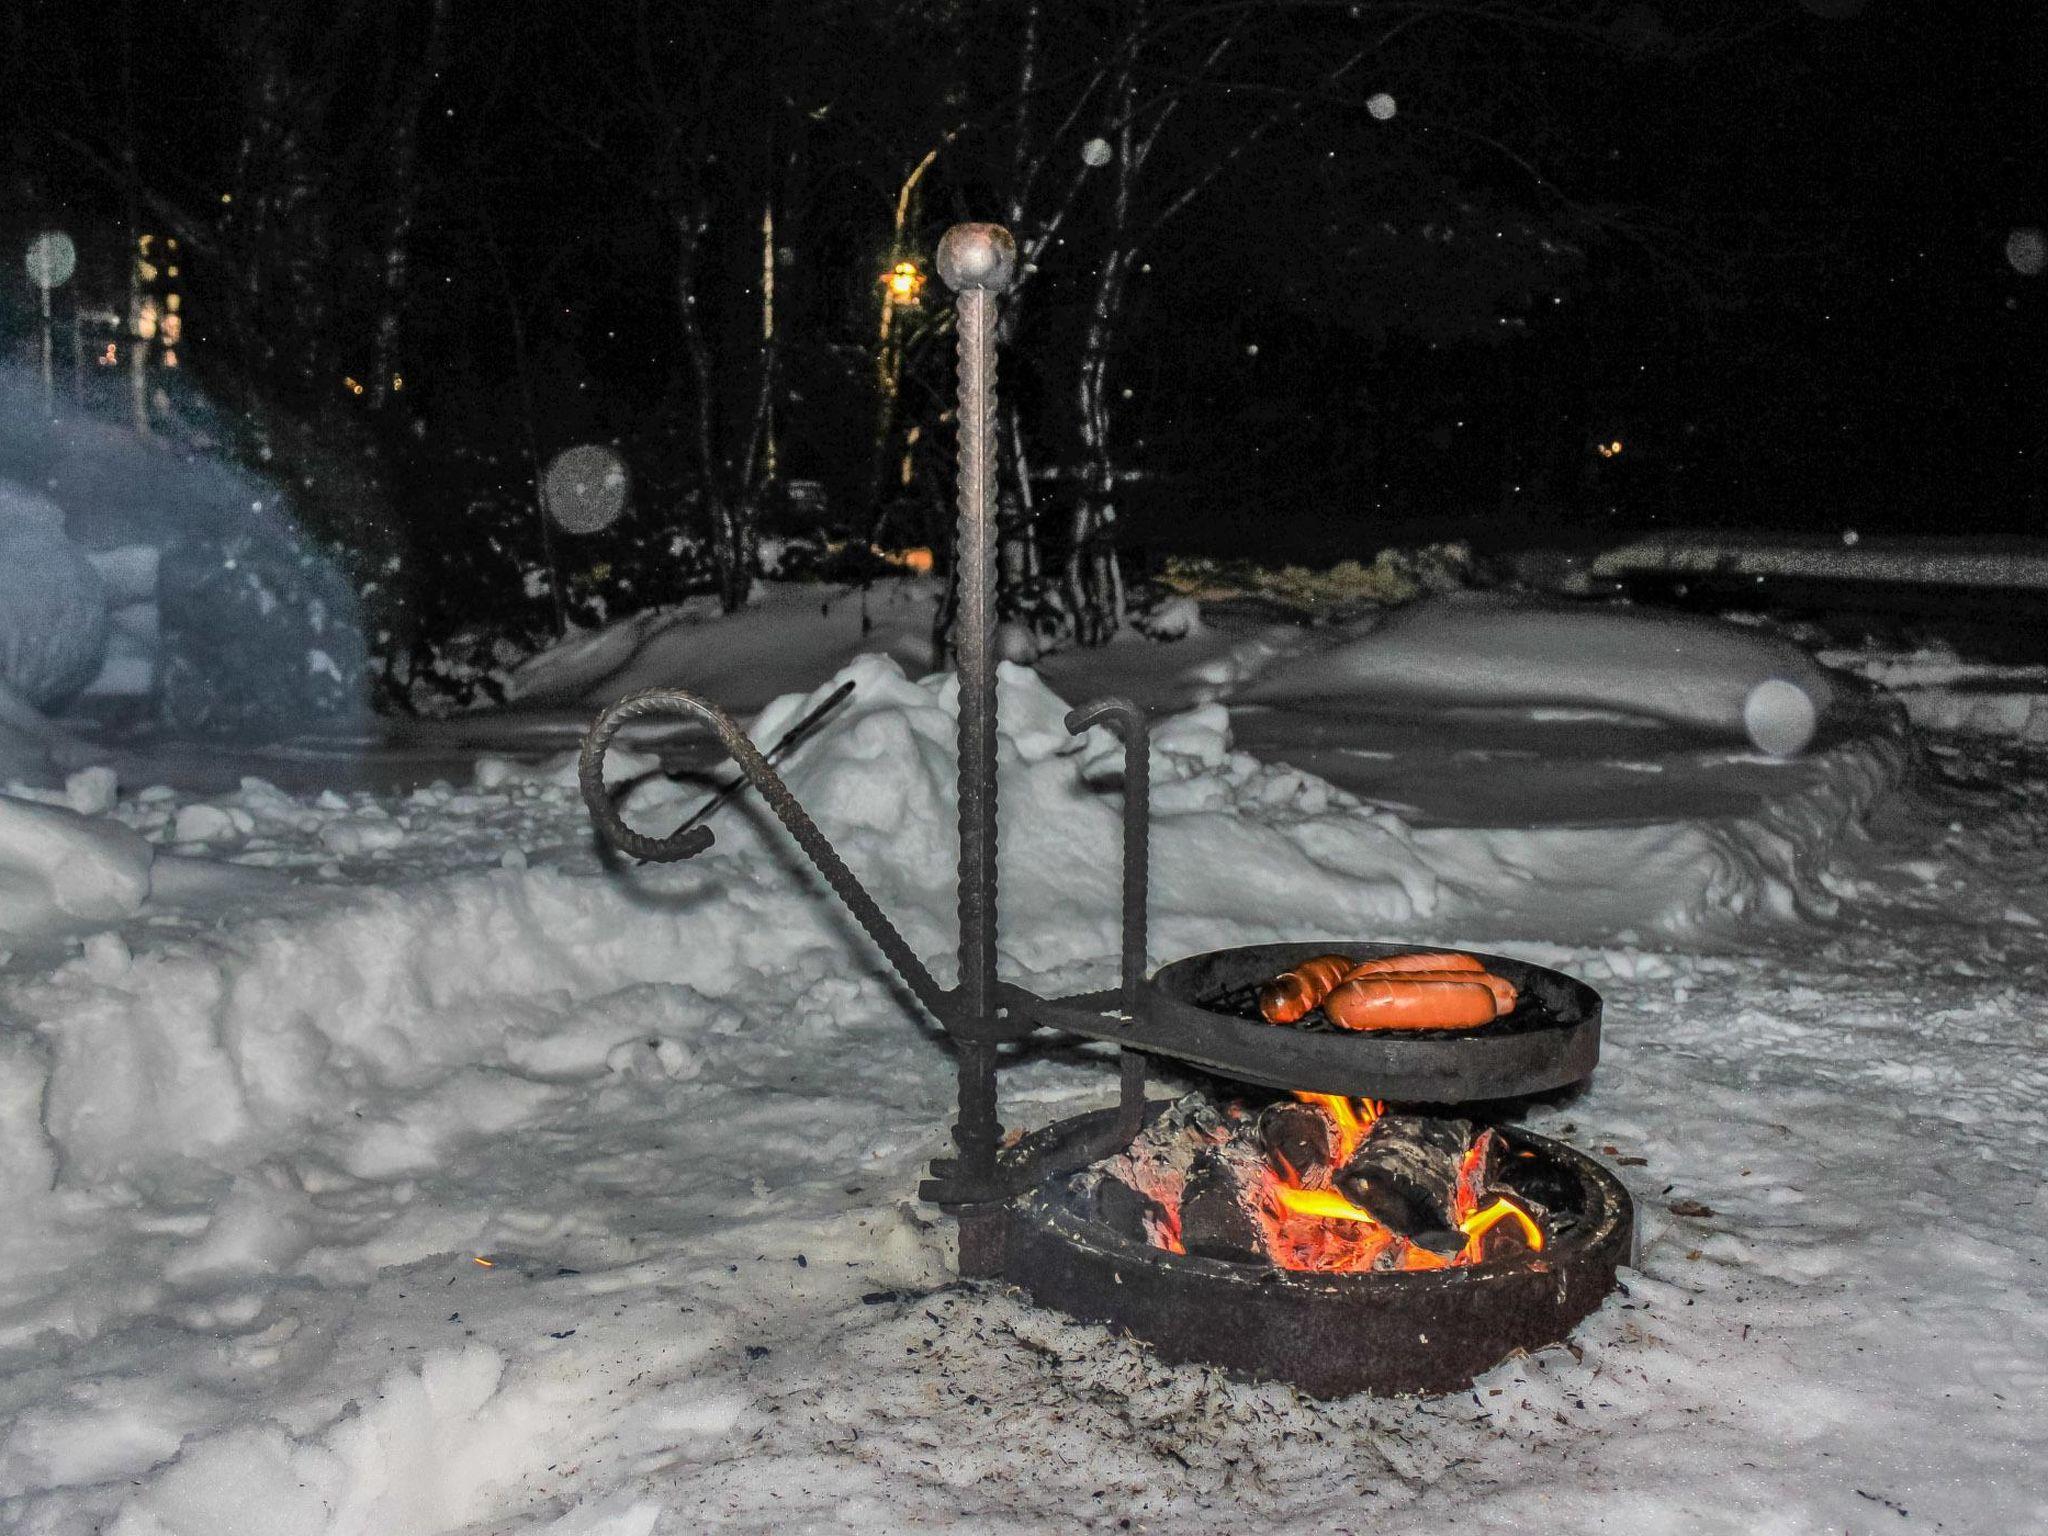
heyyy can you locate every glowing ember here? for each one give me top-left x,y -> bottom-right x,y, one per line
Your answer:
1087,1092 -> 1548,1275
1256,1094 -> 1542,1273
1298,1092 -> 1378,1162
1459,1197 -> 1544,1254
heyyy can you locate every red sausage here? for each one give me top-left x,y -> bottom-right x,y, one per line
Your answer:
1322,977 -> 1499,1032
1384,967 -> 1519,1013
1258,953 -> 1358,1024
1343,951 -> 1485,978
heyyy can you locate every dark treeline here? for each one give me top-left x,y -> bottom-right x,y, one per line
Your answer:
3,0 -> 2040,678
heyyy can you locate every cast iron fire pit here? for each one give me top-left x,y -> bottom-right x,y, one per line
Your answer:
580,222 -> 1635,1397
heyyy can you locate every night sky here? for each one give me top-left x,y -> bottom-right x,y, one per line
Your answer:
4,0 -> 2042,596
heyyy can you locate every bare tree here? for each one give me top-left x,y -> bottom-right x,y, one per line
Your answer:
928,0 -> 1787,645
368,0 -> 454,414
547,0 -> 882,613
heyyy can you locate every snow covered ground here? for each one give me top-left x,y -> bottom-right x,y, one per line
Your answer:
0,589 -> 2043,1534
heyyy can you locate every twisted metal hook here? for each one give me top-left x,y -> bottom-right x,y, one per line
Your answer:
579,687 -> 950,1024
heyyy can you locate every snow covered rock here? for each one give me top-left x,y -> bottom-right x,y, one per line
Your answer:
0,483 -> 110,710
0,794 -> 154,939
1245,593 -> 1842,754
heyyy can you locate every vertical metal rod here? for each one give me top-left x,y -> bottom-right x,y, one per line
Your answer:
1061,696 -> 1149,1011
1113,708 -> 1149,1144
938,223 -> 1019,1186
1117,1050 -> 1148,1146
39,283 -> 56,420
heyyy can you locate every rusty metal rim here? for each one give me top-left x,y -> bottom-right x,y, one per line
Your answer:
985,1109 -> 1634,1398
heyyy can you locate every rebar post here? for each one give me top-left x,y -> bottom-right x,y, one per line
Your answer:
937,222 -> 1019,1189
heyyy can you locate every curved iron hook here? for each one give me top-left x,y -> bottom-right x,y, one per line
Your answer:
580,687 -> 950,1024
1067,696 -> 1153,1148
1065,697 -> 1150,1007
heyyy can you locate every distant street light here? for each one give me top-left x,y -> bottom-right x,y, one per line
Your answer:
883,260 -> 926,306
872,142 -> 948,516
24,231 -> 77,420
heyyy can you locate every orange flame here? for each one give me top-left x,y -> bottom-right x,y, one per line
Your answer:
1459,1197 -> 1544,1256
1247,1095 -> 1542,1274
1271,1184 -> 1377,1223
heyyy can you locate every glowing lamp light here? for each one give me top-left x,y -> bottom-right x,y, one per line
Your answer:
883,260 -> 925,305
869,544 -> 935,574
1596,439 -> 1623,459
344,376 -> 364,396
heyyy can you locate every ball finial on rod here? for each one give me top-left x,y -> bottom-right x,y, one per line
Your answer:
936,223 -> 1018,294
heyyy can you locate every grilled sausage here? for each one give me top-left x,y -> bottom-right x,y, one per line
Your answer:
1378,967 -> 1519,1013
1257,953 -> 1358,1024
1343,951 -> 1485,978
1322,976 -> 1499,1031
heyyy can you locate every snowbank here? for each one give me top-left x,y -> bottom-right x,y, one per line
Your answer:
0,483 -> 110,709
502,580 -> 943,715
1823,645 -> 2048,743
0,372 -> 370,733
1245,593 -> 1844,753
2,653 -> 1900,1199
0,792 -> 153,942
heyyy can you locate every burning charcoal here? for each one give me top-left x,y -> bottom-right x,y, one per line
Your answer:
1334,1114 -> 1474,1240
1161,1092 -> 1236,1144
1080,1168 -> 1170,1244
1456,1127 -> 1498,1211
1179,1147 -> 1268,1262
1257,1100 -> 1335,1180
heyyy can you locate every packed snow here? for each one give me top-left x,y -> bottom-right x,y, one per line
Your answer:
1242,594 -> 1843,751
0,485 -> 110,711
0,588 -> 2043,1534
